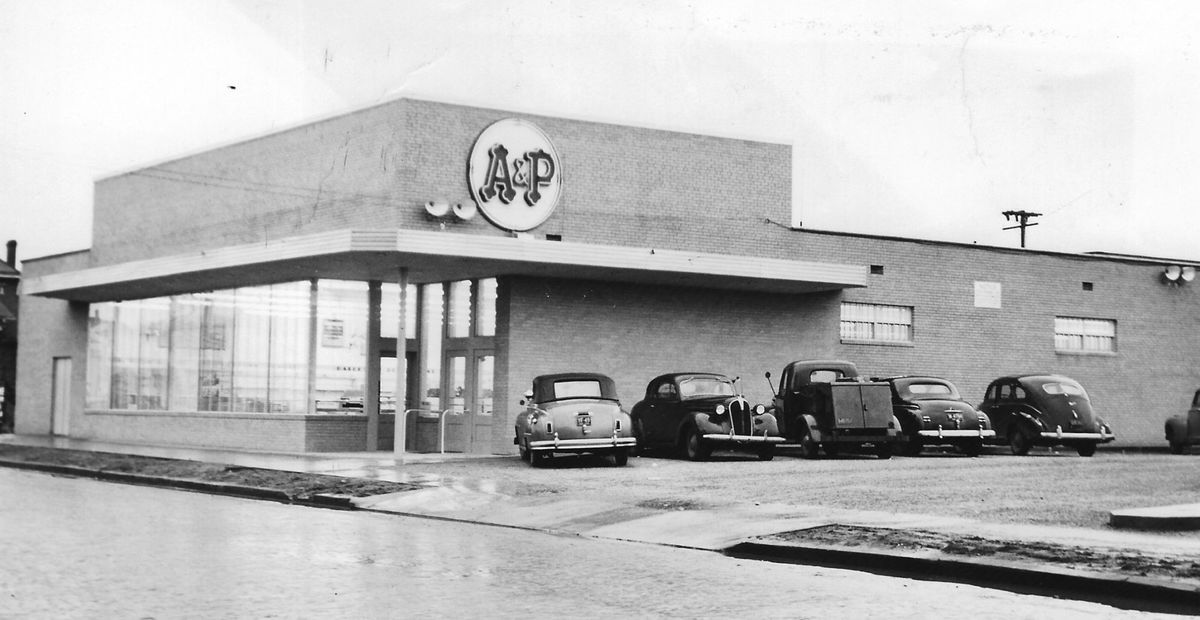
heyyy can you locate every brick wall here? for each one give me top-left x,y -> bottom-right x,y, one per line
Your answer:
15,252 -> 90,436
77,411 -> 308,452
496,275 -> 839,454
779,230 -> 1200,446
88,98 -> 791,267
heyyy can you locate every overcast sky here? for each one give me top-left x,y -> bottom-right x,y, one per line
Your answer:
3,1 -> 1199,268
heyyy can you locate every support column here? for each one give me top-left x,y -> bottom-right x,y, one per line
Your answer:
306,279 -> 318,415
393,268 -> 409,455
365,280 -> 382,450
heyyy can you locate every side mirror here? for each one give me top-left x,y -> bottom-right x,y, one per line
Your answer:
764,371 -> 772,379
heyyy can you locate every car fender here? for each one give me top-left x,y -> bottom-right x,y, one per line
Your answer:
1166,415 -> 1187,439
797,413 -> 822,441
754,412 -> 781,436
1013,410 -> 1044,431
689,411 -> 727,435
895,409 -> 921,436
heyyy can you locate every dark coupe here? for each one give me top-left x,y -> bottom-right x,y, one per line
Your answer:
514,372 -> 637,466
631,373 -> 783,461
875,375 -> 994,456
979,374 -> 1114,457
1165,388 -> 1200,454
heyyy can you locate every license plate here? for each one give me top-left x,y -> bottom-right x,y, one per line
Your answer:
576,415 -> 592,427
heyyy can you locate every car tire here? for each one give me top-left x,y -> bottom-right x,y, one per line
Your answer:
632,420 -> 646,456
1009,427 -> 1033,456
757,444 -> 776,461
961,440 -> 983,457
1076,443 -> 1097,457
1168,431 -> 1185,455
518,438 -> 530,462
875,442 -> 893,460
683,427 -> 710,461
611,449 -> 629,466
902,435 -> 923,457
797,425 -> 821,460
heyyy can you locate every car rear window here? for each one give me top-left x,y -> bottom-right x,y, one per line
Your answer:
1041,382 -> 1086,397
552,380 -> 604,399
903,382 -> 957,399
809,370 -> 845,383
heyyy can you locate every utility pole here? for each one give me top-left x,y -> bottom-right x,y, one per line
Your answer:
1002,210 -> 1041,248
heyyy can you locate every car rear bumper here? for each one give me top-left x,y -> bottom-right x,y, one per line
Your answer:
917,429 -> 996,440
702,433 -> 785,444
528,436 -> 637,451
1038,430 -> 1115,443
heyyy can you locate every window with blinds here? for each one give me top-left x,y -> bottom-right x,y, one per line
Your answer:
1055,317 -> 1116,353
840,302 -> 913,344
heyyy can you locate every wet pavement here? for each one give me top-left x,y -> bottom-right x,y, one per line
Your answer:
4,434 -> 1200,614
0,467 -> 1176,619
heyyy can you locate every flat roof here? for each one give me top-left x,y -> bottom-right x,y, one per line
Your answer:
19,229 -> 867,302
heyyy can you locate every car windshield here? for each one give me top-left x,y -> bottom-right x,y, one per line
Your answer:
678,377 -> 735,400
1041,382 -> 1087,397
552,380 -> 604,399
902,382 -> 958,400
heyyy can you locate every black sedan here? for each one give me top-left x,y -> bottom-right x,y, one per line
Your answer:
874,375 -> 994,456
979,374 -> 1114,456
631,373 -> 783,461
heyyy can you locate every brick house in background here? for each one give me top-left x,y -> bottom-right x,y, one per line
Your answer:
0,240 -> 18,432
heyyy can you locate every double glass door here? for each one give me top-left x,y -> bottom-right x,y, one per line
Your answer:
441,348 -> 494,454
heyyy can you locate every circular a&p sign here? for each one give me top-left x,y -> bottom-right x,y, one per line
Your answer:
467,119 -> 563,232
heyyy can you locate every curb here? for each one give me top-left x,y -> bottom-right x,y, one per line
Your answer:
1110,504 -> 1200,531
727,540 -> 1200,616
0,458 -> 306,506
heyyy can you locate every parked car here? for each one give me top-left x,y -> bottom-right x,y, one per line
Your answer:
1165,389 -> 1200,454
630,372 -> 783,461
978,374 -> 1114,457
873,375 -> 995,456
765,360 -> 901,459
513,372 -> 637,466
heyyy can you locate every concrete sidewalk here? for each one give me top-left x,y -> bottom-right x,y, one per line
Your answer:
3,434 -> 1199,614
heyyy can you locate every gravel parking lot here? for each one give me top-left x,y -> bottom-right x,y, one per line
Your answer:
397,446 -> 1200,532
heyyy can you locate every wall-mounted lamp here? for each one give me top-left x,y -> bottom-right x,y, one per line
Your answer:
423,198 -> 476,226
1162,265 -> 1196,286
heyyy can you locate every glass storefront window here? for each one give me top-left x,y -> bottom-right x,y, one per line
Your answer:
233,287 -> 271,412
380,283 -> 418,339
476,278 -> 497,337
82,277 -> 491,418
420,284 -> 444,410
315,281 -> 367,411
85,279 -> 354,415
136,298 -> 170,410
199,291 -> 235,412
447,280 -> 471,338
268,282 -> 312,413
168,295 -> 203,411
476,354 -> 494,416
110,302 -> 141,409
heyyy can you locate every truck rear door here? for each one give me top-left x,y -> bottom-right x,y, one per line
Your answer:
830,383 -> 893,429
